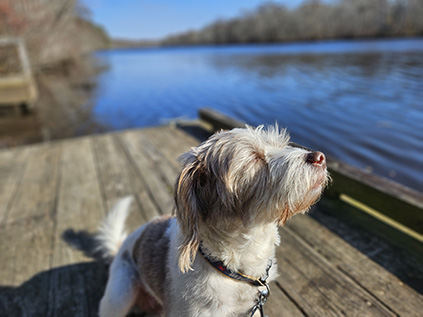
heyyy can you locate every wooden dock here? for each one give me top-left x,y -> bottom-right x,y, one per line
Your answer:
0,38 -> 38,112
0,125 -> 422,316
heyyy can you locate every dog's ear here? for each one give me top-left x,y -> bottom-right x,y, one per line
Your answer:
174,152 -> 210,273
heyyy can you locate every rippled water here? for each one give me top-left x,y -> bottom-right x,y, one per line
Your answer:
94,38 -> 423,191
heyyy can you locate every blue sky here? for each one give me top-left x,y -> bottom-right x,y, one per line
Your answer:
84,0 -> 304,40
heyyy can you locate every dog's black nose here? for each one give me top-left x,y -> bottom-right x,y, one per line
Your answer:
306,151 -> 326,166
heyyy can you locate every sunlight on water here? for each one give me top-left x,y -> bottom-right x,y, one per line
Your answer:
94,38 -> 423,191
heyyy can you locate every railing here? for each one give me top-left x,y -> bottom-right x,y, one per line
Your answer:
0,37 -> 38,111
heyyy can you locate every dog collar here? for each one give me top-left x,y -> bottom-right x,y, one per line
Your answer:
198,245 -> 272,317
198,244 -> 272,287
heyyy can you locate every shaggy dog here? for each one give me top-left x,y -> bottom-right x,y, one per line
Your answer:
97,125 -> 329,317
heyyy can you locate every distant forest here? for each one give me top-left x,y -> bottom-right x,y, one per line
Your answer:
162,0 -> 423,45
0,0 -> 109,69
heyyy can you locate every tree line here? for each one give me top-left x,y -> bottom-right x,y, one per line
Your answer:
162,0 -> 423,46
0,0 -> 109,70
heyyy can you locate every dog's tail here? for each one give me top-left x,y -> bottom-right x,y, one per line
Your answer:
96,196 -> 133,261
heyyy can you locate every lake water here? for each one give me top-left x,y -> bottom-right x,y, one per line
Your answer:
94,38 -> 423,192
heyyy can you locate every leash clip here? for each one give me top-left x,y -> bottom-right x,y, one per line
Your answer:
250,282 -> 270,317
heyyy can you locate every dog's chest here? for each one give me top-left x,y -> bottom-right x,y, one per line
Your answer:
176,262 -> 270,316
167,220 -> 278,316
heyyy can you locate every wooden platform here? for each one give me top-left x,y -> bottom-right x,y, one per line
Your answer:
0,125 -> 421,316
0,38 -> 38,110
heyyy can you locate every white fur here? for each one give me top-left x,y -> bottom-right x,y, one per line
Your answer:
99,211 -> 148,316
96,196 -> 134,260
167,219 -> 277,317
97,126 -> 328,317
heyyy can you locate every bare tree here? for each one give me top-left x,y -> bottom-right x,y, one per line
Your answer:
161,0 -> 423,46
0,0 -> 108,69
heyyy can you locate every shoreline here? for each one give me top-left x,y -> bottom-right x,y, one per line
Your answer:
103,35 -> 423,51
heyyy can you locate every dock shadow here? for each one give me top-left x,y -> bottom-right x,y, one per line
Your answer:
0,261 -> 107,316
61,228 -> 105,262
0,229 -> 148,316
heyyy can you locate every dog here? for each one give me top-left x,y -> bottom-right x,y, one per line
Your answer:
97,125 -> 329,317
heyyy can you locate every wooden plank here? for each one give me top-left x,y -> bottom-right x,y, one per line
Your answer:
285,213 -> 423,316
0,142 -> 61,284
275,254 -> 341,316
51,138 -> 105,267
48,138 -> 106,316
263,283 -> 305,317
118,130 -> 174,215
199,107 -> 245,131
0,219 -> 55,315
0,147 -> 31,224
1,125 -> 420,316
159,125 -> 200,147
276,228 -> 397,316
0,143 -> 61,316
142,126 -> 199,172
91,134 -> 158,229
172,126 -> 205,147
136,131 -> 178,188
142,127 -> 186,170
4,143 -> 61,225
326,160 -> 423,235
317,197 -> 423,265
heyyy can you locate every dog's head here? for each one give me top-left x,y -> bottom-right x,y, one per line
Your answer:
174,125 -> 329,272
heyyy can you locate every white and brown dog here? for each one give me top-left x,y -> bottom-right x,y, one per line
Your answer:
97,125 -> 329,317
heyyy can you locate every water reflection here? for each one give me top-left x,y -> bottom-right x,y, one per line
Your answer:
0,57 -> 109,146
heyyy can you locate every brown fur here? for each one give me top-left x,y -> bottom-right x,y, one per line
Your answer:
173,133 -> 272,272
99,126 -> 329,317
134,277 -> 163,313
132,214 -> 172,310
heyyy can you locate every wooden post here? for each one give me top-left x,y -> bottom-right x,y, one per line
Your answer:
0,37 -> 38,111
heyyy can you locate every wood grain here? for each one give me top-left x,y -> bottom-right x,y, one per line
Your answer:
119,130 -> 174,215
276,227 -> 397,316
0,146 -> 31,224
0,126 -> 421,316
91,134 -> 148,230
285,213 -> 423,316
48,137 -> 106,316
0,143 -> 61,316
